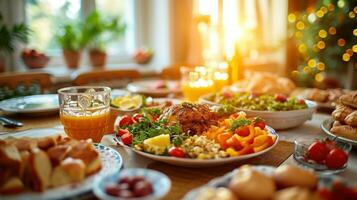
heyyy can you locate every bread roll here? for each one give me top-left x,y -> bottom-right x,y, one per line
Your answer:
274,187 -> 321,200
37,136 -> 56,150
0,143 -> 21,176
51,158 -> 85,187
28,148 -> 52,191
11,137 -> 37,152
340,93 -> 357,109
47,145 -> 72,166
330,125 -> 357,141
229,166 -> 276,200
345,111 -> 357,126
0,177 -> 24,195
273,165 -> 317,189
332,104 -> 354,123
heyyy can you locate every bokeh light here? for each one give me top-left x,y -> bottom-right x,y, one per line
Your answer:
316,10 -> 324,18
317,41 -> 326,49
315,73 -> 324,82
337,38 -> 346,46
353,44 -> 357,53
298,44 -> 307,52
342,53 -> 350,61
317,62 -> 325,70
349,11 -> 356,18
318,29 -> 327,38
303,66 -> 310,73
288,13 -> 296,23
353,29 -> 357,36
296,21 -> 305,30
308,59 -> 316,67
321,6 -> 328,13
346,49 -> 353,56
328,4 -> 335,11
328,27 -> 336,35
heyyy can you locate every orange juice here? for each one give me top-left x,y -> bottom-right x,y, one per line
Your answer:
60,111 -> 110,142
181,80 -> 215,102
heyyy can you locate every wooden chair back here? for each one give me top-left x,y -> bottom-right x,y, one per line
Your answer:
0,72 -> 53,93
73,69 -> 140,87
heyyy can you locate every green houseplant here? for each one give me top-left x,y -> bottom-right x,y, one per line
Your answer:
57,23 -> 84,69
0,14 -> 31,72
82,11 -> 126,67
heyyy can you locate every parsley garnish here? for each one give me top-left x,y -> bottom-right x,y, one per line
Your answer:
230,119 -> 251,131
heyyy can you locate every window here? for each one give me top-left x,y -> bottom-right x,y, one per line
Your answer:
26,0 -> 81,55
25,0 -> 135,66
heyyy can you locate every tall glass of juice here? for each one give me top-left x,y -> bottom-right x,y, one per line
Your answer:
58,86 -> 111,142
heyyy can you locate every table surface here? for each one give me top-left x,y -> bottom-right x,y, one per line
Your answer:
1,112 -> 357,199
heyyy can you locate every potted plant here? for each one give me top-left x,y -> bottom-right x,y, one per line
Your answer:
57,23 -> 84,69
0,14 -> 31,72
82,11 -> 126,67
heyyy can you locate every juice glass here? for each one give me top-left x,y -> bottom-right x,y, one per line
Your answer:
58,86 -> 111,142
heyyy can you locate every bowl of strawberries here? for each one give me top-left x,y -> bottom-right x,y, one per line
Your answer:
21,49 -> 50,69
294,138 -> 351,174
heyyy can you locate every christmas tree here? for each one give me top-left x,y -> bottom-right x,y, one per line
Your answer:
289,0 -> 357,88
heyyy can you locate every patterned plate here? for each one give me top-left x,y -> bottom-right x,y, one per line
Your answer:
2,144 -> 123,200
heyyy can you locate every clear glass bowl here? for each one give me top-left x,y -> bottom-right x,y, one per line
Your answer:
294,139 -> 352,174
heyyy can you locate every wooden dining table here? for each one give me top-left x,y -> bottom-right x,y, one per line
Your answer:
1,111 -> 357,200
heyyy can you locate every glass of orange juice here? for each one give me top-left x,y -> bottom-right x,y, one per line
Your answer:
58,86 -> 111,142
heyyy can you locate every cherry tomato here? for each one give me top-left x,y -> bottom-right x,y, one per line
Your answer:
325,139 -> 337,151
235,126 -> 250,137
297,99 -> 306,105
117,129 -> 130,137
132,113 -> 143,122
307,141 -> 329,164
119,115 -> 134,127
275,94 -> 287,102
168,147 -> 185,158
254,121 -> 266,129
222,91 -> 233,99
105,183 -> 121,196
121,133 -> 133,145
318,188 -> 333,200
325,148 -> 348,169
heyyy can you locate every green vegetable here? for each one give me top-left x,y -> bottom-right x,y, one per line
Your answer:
217,104 -> 236,116
141,107 -> 162,117
230,119 -> 251,131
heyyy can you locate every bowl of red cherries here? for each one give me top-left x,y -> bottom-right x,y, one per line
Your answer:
93,168 -> 171,200
294,138 -> 351,174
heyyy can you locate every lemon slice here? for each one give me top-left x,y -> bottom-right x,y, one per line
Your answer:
143,134 -> 171,154
111,94 -> 143,110
131,95 -> 143,107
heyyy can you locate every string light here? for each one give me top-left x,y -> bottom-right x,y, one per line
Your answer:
337,38 -> 346,46
318,29 -> 327,38
354,6 -> 357,13
353,44 -> 357,53
296,21 -> 305,30
321,6 -> 328,13
353,29 -> 357,36
315,73 -> 324,82
316,10 -> 324,18
298,44 -> 307,52
328,4 -> 335,11
349,12 -> 356,18
303,66 -> 310,73
288,13 -> 296,23
346,49 -> 353,56
342,53 -> 350,61
317,41 -> 326,49
295,31 -> 303,38
328,27 -> 337,35
308,13 -> 316,23
337,0 -> 345,8
308,59 -> 316,67
317,62 -> 325,70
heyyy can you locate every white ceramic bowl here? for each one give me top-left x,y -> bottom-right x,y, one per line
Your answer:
199,95 -> 317,130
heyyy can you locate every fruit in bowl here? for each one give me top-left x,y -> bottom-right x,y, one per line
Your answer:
133,47 -> 153,64
21,49 -> 49,69
294,138 -> 351,173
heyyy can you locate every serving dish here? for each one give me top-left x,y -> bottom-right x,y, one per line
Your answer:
127,80 -> 180,97
183,165 -> 346,200
321,118 -> 357,148
1,143 -> 123,200
200,93 -> 317,130
93,168 -> 171,200
0,94 -> 59,115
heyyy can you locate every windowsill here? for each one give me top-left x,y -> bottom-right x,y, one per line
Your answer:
16,63 -> 159,84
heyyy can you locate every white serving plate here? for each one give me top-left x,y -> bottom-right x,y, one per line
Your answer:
321,118 -> 357,148
127,80 -> 180,97
0,94 -> 59,115
115,126 -> 279,167
199,95 -> 317,130
0,129 -> 123,200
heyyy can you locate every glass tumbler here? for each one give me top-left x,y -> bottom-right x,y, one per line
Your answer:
58,86 -> 111,142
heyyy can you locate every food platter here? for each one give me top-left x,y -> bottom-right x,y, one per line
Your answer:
0,94 -> 59,115
200,93 -> 317,130
1,144 -> 122,200
115,126 -> 279,167
127,79 -> 180,97
321,118 -> 357,147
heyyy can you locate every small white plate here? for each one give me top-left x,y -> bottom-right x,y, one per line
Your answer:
0,94 -> 59,115
127,80 -> 180,97
115,126 -> 279,168
199,95 -> 317,130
